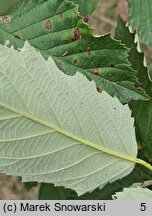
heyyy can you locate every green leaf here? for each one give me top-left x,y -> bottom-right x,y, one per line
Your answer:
72,0 -> 99,16
128,0 -> 152,47
79,146 -> 152,200
24,182 -> 37,191
80,163 -> 152,200
132,100 -> 152,160
115,18 -> 151,95
0,0 -> 148,103
116,18 -> 152,159
39,183 -> 77,200
0,0 -> 21,16
0,42 -> 144,196
38,159 -> 152,200
114,187 -> 152,200
115,18 -> 152,159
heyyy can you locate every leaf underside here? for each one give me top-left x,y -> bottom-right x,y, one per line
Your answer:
37,164 -> 152,200
0,43 -> 137,196
114,187 -> 152,200
0,0 -> 148,103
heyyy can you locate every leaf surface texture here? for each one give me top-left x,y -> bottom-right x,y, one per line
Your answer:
72,0 -> 99,16
0,0 -> 148,103
0,43 -> 137,195
128,0 -> 152,47
114,187 -> 152,200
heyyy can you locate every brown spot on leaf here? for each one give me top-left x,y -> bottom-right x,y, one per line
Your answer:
4,15 -> 11,23
96,87 -> 100,92
110,64 -> 115,67
73,59 -> 77,64
127,97 -> 134,104
45,20 -> 52,29
92,68 -> 99,75
134,82 -> 143,88
73,28 -> 81,41
63,40 -> 69,44
87,47 -> 91,56
106,73 -> 110,78
15,35 -> 21,39
83,16 -> 89,23
58,61 -> 63,65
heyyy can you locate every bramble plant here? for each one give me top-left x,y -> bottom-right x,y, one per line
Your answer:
0,0 -> 152,200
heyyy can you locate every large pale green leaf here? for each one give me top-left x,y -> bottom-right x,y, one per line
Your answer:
72,0 -> 99,16
80,164 -> 152,199
37,162 -> 152,200
115,18 -> 152,159
128,0 -> 152,47
0,42 -> 141,196
114,187 -> 152,200
25,137 -> 152,200
0,0 -> 148,103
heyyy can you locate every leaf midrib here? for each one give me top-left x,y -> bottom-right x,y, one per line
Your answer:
0,102 -> 138,164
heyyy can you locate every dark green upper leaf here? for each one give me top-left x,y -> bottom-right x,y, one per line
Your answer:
72,0 -> 99,16
39,183 -> 77,200
0,0 -> 148,103
115,18 -> 152,159
128,0 -> 152,47
24,182 -> 37,191
0,0 -> 21,16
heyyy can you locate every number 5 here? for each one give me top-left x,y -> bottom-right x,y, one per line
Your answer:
140,203 -> 146,211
